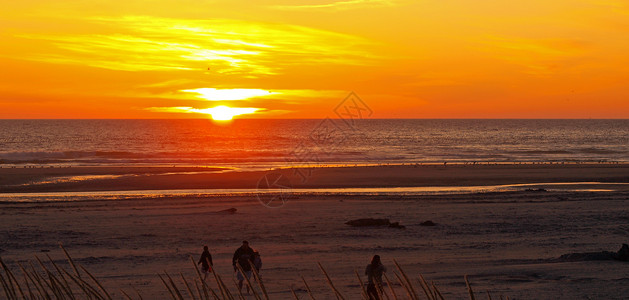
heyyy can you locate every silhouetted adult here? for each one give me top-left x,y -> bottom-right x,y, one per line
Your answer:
197,245 -> 213,280
365,255 -> 386,300
233,240 -> 255,294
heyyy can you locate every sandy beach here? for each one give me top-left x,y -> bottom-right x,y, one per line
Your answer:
1,164 -> 629,299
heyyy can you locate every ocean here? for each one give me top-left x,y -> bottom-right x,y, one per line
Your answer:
1,119 -> 628,167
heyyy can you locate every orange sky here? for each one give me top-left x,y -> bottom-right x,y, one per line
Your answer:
2,0 -> 629,119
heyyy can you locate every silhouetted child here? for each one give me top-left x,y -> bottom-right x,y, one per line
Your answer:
252,250 -> 262,281
198,245 -> 213,281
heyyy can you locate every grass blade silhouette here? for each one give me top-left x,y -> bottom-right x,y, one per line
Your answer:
0,257 -> 20,299
18,264 -> 36,300
393,271 -> 413,300
465,276 -> 475,300
317,262 -> 345,300
121,289 -> 134,300
159,274 -> 178,300
417,275 -> 433,300
249,261 -> 269,300
393,260 -> 418,300
235,263 -> 261,300
80,265 -> 112,300
232,278 -> 246,300
291,287 -> 300,299
0,270 -> 13,300
189,256 -> 211,300
60,244 -> 81,278
300,275 -> 316,300
354,269 -> 368,300
431,282 -> 445,300
46,254 -> 76,300
180,273 -> 198,300
382,272 -> 398,300
164,272 -> 184,300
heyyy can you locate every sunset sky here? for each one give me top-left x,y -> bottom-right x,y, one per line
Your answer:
2,0 -> 629,119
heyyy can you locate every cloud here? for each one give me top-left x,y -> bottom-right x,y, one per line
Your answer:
12,15 -> 377,76
477,35 -> 591,76
135,84 -> 347,103
273,0 -> 396,11
181,88 -> 275,101
172,88 -> 346,103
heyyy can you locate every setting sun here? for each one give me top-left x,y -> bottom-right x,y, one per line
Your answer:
199,106 -> 260,120
146,105 -> 260,120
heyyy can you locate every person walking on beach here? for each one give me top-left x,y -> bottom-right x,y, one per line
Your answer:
197,245 -> 213,281
365,255 -> 386,300
253,251 -> 262,273
252,250 -> 262,281
233,241 -> 255,294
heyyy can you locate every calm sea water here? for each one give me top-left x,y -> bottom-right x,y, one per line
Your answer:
0,119 -> 627,166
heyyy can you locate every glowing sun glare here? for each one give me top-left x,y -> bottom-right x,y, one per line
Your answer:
182,88 -> 274,101
200,105 -> 259,120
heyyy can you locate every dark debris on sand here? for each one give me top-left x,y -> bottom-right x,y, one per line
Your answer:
420,220 -> 437,226
559,243 -> 629,262
345,218 -> 406,229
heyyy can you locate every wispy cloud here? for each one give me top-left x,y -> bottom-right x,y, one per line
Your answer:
477,35 -> 591,76
12,15 -> 377,76
171,88 -> 345,103
181,88 -> 275,101
273,0 -> 396,11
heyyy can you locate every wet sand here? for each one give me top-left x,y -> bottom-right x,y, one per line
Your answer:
1,163 -> 628,193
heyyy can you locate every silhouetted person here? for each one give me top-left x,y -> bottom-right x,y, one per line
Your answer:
197,245 -> 213,280
365,255 -> 386,300
253,251 -> 262,276
233,241 -> 255,294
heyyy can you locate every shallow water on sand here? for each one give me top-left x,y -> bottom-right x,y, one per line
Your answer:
1,191 -> 628,299
2,182 -> 629,203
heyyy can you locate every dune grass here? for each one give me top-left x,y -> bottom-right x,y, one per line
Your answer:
0,245 -> 510,300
